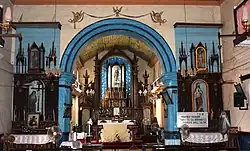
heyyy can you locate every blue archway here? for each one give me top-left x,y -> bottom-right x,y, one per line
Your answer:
59,18 -> 178,139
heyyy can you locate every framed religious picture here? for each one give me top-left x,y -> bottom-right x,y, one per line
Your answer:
195,42 -> 208,73
191,79 -> 210,113
27,42 -> 45,73
234,0 -> 250,35
27,113 -> 39,128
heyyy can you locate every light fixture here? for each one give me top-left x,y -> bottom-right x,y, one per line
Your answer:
0,6 -> 12,33
86,88 -> 95,96
0,6 -> 21,40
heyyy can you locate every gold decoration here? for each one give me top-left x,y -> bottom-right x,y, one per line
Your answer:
68,7 -> 167,29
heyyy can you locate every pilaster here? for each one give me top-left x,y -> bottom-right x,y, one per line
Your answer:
58,72 -> 75,141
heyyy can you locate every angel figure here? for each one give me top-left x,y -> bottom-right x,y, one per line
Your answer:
219,111 -> 231,139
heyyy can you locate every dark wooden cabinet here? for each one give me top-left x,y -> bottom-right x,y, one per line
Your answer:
13,73 -> 58,133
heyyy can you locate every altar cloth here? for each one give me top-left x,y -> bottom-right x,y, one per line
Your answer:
183,132 -> 228,144
100,122 -> 132,142
13,134 -> 51,144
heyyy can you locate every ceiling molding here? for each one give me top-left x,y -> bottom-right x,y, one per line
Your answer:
14,0 -> 221,5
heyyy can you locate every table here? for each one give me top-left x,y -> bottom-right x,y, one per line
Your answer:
12,134 -> 51,144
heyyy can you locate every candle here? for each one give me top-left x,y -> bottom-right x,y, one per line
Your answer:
23,109 -> 25,121
88,124 -> 91,136
53,109 -> 55,121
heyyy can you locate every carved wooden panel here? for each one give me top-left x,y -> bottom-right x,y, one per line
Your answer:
13,74 -> 59,123
178,72 -> 223,119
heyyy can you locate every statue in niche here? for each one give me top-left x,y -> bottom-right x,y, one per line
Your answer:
114,68 -> 119,82
197,48 -> 205,68
112,65 -> 121,87
195,43 -> 207,72
194,82 -> 204,112
28,91 -> 38,113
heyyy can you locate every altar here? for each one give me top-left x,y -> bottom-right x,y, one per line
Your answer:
99,120 -> 134,142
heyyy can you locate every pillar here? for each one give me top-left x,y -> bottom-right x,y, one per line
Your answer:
58,72 -> 76,141
161,72 -> 179,139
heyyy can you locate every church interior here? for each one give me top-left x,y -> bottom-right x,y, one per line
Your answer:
1,0 -> 250,150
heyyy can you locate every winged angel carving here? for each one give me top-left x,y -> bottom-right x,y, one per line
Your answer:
68,7 -> 167,29
150,11 -> 167,25
68,11 -> 84,29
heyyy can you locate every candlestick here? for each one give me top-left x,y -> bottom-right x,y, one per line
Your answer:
53,109 -> 55,121
23,109 -> 26,121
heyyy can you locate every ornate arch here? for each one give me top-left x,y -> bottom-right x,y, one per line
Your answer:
59,18 -> 178,139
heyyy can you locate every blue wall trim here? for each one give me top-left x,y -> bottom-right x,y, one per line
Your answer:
59,18 -> 178,134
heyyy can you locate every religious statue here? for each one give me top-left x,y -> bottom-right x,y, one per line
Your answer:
114,68 -> 119,82
28,91 -> 37,113
219,111 -> 231,137
197,49 -> 205,68
112,65 -> 121,87
194,82 -> 204,112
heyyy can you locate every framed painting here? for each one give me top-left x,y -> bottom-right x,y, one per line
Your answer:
27,113 -> 39,128
191,79 -> 210,113
234,0 -> 250,35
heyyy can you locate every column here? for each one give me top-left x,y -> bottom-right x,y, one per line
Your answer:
94,55 -> 101,109
161,72 -> 179,138
58,72 -> 76,141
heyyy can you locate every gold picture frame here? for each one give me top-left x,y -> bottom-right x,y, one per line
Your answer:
27,113 -> 39,128
195,43 -> 208,73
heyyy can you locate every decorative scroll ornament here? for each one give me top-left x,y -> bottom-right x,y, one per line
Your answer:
68,7 -> 167,29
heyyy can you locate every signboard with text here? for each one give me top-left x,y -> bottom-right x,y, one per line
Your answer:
177,112 -> 208,128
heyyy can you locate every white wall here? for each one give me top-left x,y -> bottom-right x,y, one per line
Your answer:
220,0 -> 250,132
13,5 -> 221,64
0,0 -> 14,134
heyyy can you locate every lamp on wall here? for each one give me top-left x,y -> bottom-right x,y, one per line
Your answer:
0,6 -> 12,33
0,6 -> 22,48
